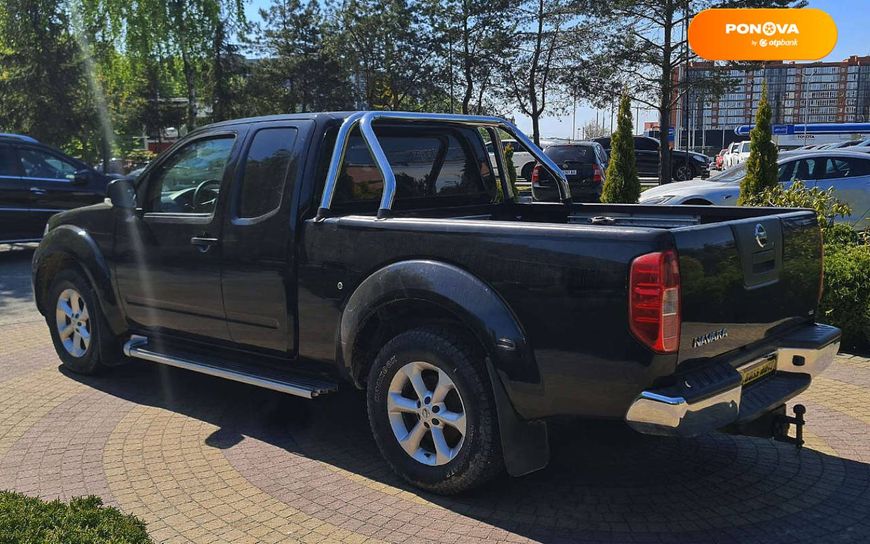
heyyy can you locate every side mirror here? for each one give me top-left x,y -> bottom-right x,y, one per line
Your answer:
72,169 -> 91,185
106,178 -> 137,210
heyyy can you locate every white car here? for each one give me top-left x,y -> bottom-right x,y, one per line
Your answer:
639,149 -> 870,231
486,138 -> 554,181
733,141 -> 752,166
722,142 -> 740,169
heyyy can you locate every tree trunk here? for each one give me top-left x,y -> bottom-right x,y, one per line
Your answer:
181,46 -> 197,131
658,2 -> 674,184
461,5 -> 473,114
531,114 -> 541,148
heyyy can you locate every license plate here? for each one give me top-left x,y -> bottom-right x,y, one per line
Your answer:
563,169 -> 577,175
739,355 -> 777,386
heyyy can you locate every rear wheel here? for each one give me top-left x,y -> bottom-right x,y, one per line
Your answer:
520,162 -> 534,182
366,327 -> 503,494
672,163 -> 695,181
46,270 -> 120,375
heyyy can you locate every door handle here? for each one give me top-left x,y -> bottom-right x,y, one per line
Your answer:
30,187 -> 47,196
190,235 -> 219,253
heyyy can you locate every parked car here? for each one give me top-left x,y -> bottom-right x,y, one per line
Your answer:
0,134 -> 115,243
722,142 -> 740,169
530,141 -> 608,202
33,111 -> 839,495
593,136 -> 708,181
732,140 -> 752,166
714,148 -> 727,170
486,138 -> 553,181
639,149 -> 870,231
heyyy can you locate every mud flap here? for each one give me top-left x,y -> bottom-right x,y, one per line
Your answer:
486,359 -> 549,476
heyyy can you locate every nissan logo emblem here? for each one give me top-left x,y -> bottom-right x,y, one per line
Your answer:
754,224 -> 768,247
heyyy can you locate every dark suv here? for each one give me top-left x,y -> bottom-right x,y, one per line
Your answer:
0,134 -> 113,243
531,142 -> 608,202
593,135 -> 709,181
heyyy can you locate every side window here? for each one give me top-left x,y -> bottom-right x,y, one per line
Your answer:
148,136 -> 235,214
0,146 -> 18,176
777,161 -> 795,182
18,148 -> 78,180
792,158 -> 823,181
634,137 -> 657,151
237,128 -> 297,219
511,141 -> 529,154
333,127 -> 497,210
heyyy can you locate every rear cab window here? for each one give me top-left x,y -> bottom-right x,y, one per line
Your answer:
237,127 -> 298,219
331,125 -> 499,213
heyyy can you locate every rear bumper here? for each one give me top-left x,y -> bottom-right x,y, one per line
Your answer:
625,323 -> 840,437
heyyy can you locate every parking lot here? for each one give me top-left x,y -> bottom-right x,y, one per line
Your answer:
1,244 -> 870,543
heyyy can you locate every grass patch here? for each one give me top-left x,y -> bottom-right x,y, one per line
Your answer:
0,491 -> 152,543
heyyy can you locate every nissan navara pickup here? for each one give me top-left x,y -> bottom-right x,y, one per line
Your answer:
32,112 -> 841,494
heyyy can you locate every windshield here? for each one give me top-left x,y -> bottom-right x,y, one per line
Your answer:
708,163 -> 747,182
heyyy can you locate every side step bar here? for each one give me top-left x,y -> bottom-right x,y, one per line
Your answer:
123,336 -> 337,399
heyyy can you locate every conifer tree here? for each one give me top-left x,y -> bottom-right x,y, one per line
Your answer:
601,93 -> 640,203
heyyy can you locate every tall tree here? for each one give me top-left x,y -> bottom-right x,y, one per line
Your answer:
502,0 -> 592,145
429,0 -> 511,114
738,81 -> 778,204
0,0 -> 96,153
597,0 -> 802,184
249,0 -> 353,115
331,0 -> 441,110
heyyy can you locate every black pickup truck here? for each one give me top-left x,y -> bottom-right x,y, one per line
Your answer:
32,111 -> 840,494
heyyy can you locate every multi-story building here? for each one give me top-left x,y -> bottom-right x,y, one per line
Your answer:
669,56 -> 870,152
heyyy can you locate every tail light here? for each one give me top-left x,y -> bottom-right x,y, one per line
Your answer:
592,164 -> 603,184
629,249 -> 681,353
530,164 -> 541,186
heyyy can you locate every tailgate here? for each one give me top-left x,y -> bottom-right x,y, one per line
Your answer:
672,211 -> 822,366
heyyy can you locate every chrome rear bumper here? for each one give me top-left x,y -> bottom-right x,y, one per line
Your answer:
625,323 -> 840,437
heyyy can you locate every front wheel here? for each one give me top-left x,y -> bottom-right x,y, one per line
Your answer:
46,270 -> 120,375
366,327 -> 503,494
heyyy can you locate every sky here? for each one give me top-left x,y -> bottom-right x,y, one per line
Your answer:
244,0 -> 870,140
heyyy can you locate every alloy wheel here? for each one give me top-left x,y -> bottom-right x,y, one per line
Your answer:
387,361 -> 467,466
55,288 -> 91,357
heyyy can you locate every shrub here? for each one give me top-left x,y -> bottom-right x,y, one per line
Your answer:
0,491 -> 152,544
601,92 -> 639,204
742,180 -> 868,348
738,80 -> 778,205
740,180 -> 851,240
821,242 -> 870,349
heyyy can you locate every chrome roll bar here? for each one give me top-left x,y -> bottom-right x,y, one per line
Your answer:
316,111 -> 570,219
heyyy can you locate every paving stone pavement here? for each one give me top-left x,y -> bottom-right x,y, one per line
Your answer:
2,244 -> 870,543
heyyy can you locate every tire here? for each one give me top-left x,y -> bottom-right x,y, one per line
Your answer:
520,162 -> 534,181
46,269 -> 120,375
672,163 -> 695,181
367,327 -> 503,494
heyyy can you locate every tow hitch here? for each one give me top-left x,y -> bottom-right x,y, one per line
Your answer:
728,403 -> 806,450
773,404 -> 806,450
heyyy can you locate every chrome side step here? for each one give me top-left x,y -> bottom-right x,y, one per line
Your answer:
123,336 -> 337,399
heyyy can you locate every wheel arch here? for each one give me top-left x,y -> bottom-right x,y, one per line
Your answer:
339,259 -> 549,477
339,260 -> 537,391
33,225 -> 126,336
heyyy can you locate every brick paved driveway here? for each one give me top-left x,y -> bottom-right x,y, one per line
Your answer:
2,244 -> 870,543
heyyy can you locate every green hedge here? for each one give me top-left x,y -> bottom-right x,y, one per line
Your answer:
820,239 -> 870,349
0,491 -> 152,544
